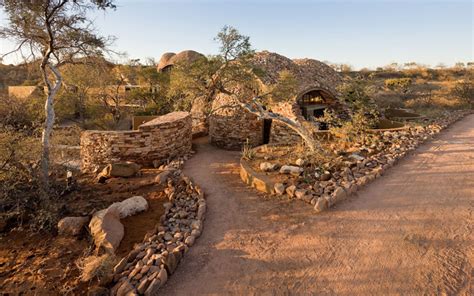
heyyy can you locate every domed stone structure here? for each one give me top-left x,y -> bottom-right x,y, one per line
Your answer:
157,50 -> 206,72
208,51 -> 345,150
156,52 -> 176,72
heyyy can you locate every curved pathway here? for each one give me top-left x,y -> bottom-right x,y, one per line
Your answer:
161,115 -> 474,295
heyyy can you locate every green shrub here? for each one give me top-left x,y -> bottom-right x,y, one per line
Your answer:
384,78 -> 412,91
451,80 -> 474,108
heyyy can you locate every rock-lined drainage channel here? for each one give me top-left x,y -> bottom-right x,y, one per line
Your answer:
109,164 -> 206,295
241,111 -> 471,212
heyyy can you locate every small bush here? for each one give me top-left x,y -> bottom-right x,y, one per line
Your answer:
241,139 -> 256,160
0,94 -> 43,131
0,128 -> 70,232
76,254 -> 117,283
451,80 -> 474,108
384,78 -> 412,91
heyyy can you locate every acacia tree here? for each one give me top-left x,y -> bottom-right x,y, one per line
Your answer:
0,0 -> 116,187
169,26 -> 322,151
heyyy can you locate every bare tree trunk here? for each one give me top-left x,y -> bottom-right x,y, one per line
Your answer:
40,64 -> 62,188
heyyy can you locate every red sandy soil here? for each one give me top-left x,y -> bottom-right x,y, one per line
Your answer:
162,116 -> 473,295
0,169 -> 166,295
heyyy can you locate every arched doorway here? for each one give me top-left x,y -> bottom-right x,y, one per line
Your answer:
297,88 -> 337,129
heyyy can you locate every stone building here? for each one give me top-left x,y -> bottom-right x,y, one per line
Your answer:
209,51 -> 344,150
157,50 -> 209,137
157,50 -> 206,72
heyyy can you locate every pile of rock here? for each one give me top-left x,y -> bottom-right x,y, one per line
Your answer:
268,110 -> 470,213
109,169 -> 206,295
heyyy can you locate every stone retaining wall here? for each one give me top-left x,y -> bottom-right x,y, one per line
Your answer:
241,110 -> 471,213
209,111 -> 264,150
110,162 -> 206,295
81,112 -> 192,173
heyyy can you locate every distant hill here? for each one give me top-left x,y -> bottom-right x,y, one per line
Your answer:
0,56 -> 115,92
0,62 -> 42,92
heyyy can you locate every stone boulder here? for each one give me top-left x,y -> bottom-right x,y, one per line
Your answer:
108,196 -> 149,219
320,172 -> 332,181
279,165 -> 303,176
314,197 -> 328,213
274,183 -> 286,195
260,162 -> 278,172
57,216 -> 89,236
97,162 -> 141,183
155,170 -> 172,185
285,185 -> 297,198
295,158 -> 305,166
89,207 -> 124,254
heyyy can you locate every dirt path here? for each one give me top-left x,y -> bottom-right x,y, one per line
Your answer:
161,115 -> 474,295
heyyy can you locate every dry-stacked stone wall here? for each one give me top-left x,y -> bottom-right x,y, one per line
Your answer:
110,163 -> 206,295
270,102 -> 304,145
241,110 -> 471,213
81,112 -> 192,173
209,94 -> 264,150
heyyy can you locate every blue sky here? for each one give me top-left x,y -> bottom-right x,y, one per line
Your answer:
1,0 -> 473,69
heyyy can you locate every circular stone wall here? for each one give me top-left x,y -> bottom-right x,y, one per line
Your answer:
81,112 -> 192,173
209,93 -> 263,150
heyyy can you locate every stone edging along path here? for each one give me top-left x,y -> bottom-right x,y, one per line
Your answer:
109,160 -> 206,296
241,110 -> 472,213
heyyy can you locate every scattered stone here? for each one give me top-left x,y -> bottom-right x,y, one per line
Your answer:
57,216 -> 89,236
109,162 -> 213,294
294,189 -> 307,200
333,187 -> 346,202
285,185 -> 296,198
349,153 -> 365,161
259,162 -> 278,172
274,183 -> 286,195
279,165 -> 303,176
97,162 -> 141,183
295,158 -> 305,166
116,279 -> 134,296
137,277 -> 150,294
155,170 -> 171,185
320,172 -> 332,181
314,197 -> 327,213
113,257 -> 128,274
157,268 -> 168,287
185,235 -> 195,247
163,252 -> 178,275
144,278 -> 160,296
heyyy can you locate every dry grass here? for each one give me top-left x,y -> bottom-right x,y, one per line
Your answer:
76,254 -> 117,283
